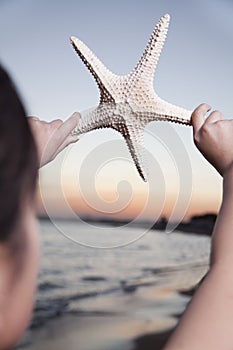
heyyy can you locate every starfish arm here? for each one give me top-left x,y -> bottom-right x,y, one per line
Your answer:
72,106 -> 114,135
133,96 -> 192,126
129,14 -> 170,88
71,36 -> 118,103
152,97 -> 192,124
127,127 -> 147,181
120,124 -> 147,182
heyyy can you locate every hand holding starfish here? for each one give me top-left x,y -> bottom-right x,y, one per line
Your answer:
192,103 -> 233,177
28,112 -> 80,167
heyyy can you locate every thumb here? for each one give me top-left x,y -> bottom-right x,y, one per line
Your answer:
55,112 -> 81,145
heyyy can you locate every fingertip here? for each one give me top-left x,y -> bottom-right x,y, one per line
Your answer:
65,112 -> 81,130
28,116 -> 40,121
202,103 -> 211,111
63,111 -> 79,125
70,112 -> 81,121
206,109 -> 225,123
192,103 -> 212,116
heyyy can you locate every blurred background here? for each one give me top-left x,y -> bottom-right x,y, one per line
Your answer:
1,1 -> 233,349
1,0 -> 232,223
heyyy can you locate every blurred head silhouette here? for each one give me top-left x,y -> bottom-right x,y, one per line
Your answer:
0,64 -> 40,348
0,64 -> 38,241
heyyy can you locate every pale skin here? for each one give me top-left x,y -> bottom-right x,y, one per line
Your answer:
0,113 -> 80,349
28,112 -> 80,167
165,103 -> 233,349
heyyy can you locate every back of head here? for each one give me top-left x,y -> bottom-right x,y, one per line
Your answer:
0,65 -> 38,242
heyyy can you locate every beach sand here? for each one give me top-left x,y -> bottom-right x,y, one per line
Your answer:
18,264 -> 207,350
21,314 -> 175,350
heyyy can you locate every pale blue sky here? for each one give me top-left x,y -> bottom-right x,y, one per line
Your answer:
1,0 -> 233,219
1,0 -> 233,117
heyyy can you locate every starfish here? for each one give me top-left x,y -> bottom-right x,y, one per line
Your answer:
70,14 -> 192,181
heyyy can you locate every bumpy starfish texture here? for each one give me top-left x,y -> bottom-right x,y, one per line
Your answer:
70,14 -> 192,181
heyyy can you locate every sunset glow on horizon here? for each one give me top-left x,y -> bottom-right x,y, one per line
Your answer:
37,136 -> 222,222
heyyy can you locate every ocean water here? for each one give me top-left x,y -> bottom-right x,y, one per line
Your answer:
17,219 -> 211,348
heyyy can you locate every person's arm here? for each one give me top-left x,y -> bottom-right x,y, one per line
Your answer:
165,104 -> 233,349
28,112 -> 80,168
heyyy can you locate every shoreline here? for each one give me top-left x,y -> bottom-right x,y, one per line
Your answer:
38,213 -> 216,236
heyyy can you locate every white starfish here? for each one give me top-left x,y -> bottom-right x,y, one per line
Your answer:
70,14 -> 192,181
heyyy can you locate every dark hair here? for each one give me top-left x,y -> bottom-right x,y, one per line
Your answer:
0,65 -> 38,242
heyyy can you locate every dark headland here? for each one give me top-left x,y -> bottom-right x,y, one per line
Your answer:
39,213 -> 217,236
